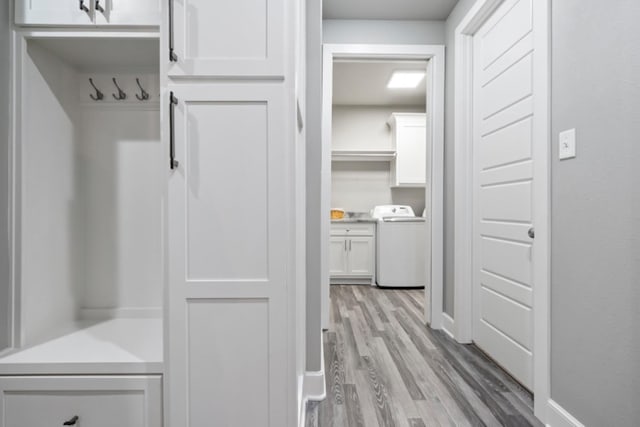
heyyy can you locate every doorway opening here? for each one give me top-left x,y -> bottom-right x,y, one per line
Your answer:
321,44 -> 445,331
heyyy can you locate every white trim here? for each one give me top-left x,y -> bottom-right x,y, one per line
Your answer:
321,43 -> 446,330
298,340 -> 326,427
453,0 -> 551,423
546,400 -> 585,427
303,369 -> 326,402
442,313 -> 456,339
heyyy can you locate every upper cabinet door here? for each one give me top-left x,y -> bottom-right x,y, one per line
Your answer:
94,0 -> 160,26
167,0 -> 285,77
15,0 -> 95,26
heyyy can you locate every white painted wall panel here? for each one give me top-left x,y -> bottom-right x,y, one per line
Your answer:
21,42 -> 79,346
80,108 -> 162,310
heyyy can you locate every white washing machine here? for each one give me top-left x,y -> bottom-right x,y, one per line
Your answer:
371,205 -> 429,288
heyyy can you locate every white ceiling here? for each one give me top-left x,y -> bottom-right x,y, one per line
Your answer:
323,0 -> 459,20
333,60 -> 427,107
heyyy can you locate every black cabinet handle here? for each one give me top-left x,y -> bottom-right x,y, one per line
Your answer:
95,0 -> 104,13
168,0 -> 178,62
79,0 -> 89,12
170,92 -> 179,170
63,415 -> 79,425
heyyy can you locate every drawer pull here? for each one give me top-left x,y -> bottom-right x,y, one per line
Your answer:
63,415 -> 79,425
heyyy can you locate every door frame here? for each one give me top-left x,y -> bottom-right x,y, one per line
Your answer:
321,43 -> 446,330
453,0 -> 550,422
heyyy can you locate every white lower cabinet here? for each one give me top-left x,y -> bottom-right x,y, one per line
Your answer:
330,223 -> 375,284
0,376 -> 162,427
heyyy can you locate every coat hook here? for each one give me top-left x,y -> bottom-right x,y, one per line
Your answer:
112,78 -> 127,101
135,78 -> 150,101
89,78 -> 104,101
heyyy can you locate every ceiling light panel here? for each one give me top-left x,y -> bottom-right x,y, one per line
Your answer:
387,71 -> 425,89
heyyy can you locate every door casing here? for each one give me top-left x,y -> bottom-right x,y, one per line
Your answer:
321,44 -> 446,331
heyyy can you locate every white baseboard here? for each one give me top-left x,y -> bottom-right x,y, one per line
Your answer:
546,399 -> 585,427
299,341 -> 326,427
442,313 -> 455,339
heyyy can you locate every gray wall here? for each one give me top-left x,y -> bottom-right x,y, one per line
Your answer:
305,0 -> 323,371
323,19 -> 445,45
442,0 -> 475,316
0,0 -> 11,352
550,1 -> 640,425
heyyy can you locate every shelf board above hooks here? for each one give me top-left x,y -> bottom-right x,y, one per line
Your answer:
331,149 -> 396,162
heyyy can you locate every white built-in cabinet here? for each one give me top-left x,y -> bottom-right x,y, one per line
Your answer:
388,113 -> 427,187
4,0 -> 302,425
330,223 -> 375,284
164,0 -> 302,426
15,0 -> 160,26
1,30 -> 164,427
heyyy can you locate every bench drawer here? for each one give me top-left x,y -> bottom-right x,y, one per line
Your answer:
0,375 -> 162,427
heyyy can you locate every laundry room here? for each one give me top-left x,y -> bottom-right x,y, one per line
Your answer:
328,58 -> 432,293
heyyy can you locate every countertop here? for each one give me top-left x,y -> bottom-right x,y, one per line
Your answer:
331,214 -> 377,224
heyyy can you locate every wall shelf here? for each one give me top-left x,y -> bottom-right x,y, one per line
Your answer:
331,150 -> 396,162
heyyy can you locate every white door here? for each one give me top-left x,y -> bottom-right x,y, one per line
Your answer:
167,84 -> 288,426
472,0 -> 535,390
348,237 -> 374,276
15,0 -> 95,25
329,237 -> 348,276
168,0 -> 285,77
94,0 -> 160,25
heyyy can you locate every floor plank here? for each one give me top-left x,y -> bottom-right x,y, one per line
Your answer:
307,285 -> 543,427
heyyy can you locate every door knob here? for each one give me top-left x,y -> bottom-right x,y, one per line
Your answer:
528,227 -> 535,239
63,415 -> 79,425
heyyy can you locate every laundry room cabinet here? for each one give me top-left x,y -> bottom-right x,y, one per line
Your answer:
388,113 -> 427,187
15,0 -> 160,26
330,223 -> 376,284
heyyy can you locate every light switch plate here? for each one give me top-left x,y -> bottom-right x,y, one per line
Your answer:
559,128 -> 576,160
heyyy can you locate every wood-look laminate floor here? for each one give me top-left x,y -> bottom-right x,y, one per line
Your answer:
306,285 -> 542,427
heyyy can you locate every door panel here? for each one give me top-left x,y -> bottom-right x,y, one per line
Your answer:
184,102 -> 269,280
186,299 -> 269,425
94,0 -> 160,25
396,124 -> 426,185
15,0 -> 94,25
348,237 -> 373,276
169,0 -> 284,77
473,0 -> 535,390
168,84 -> 287,426
329,237 -> 348,276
